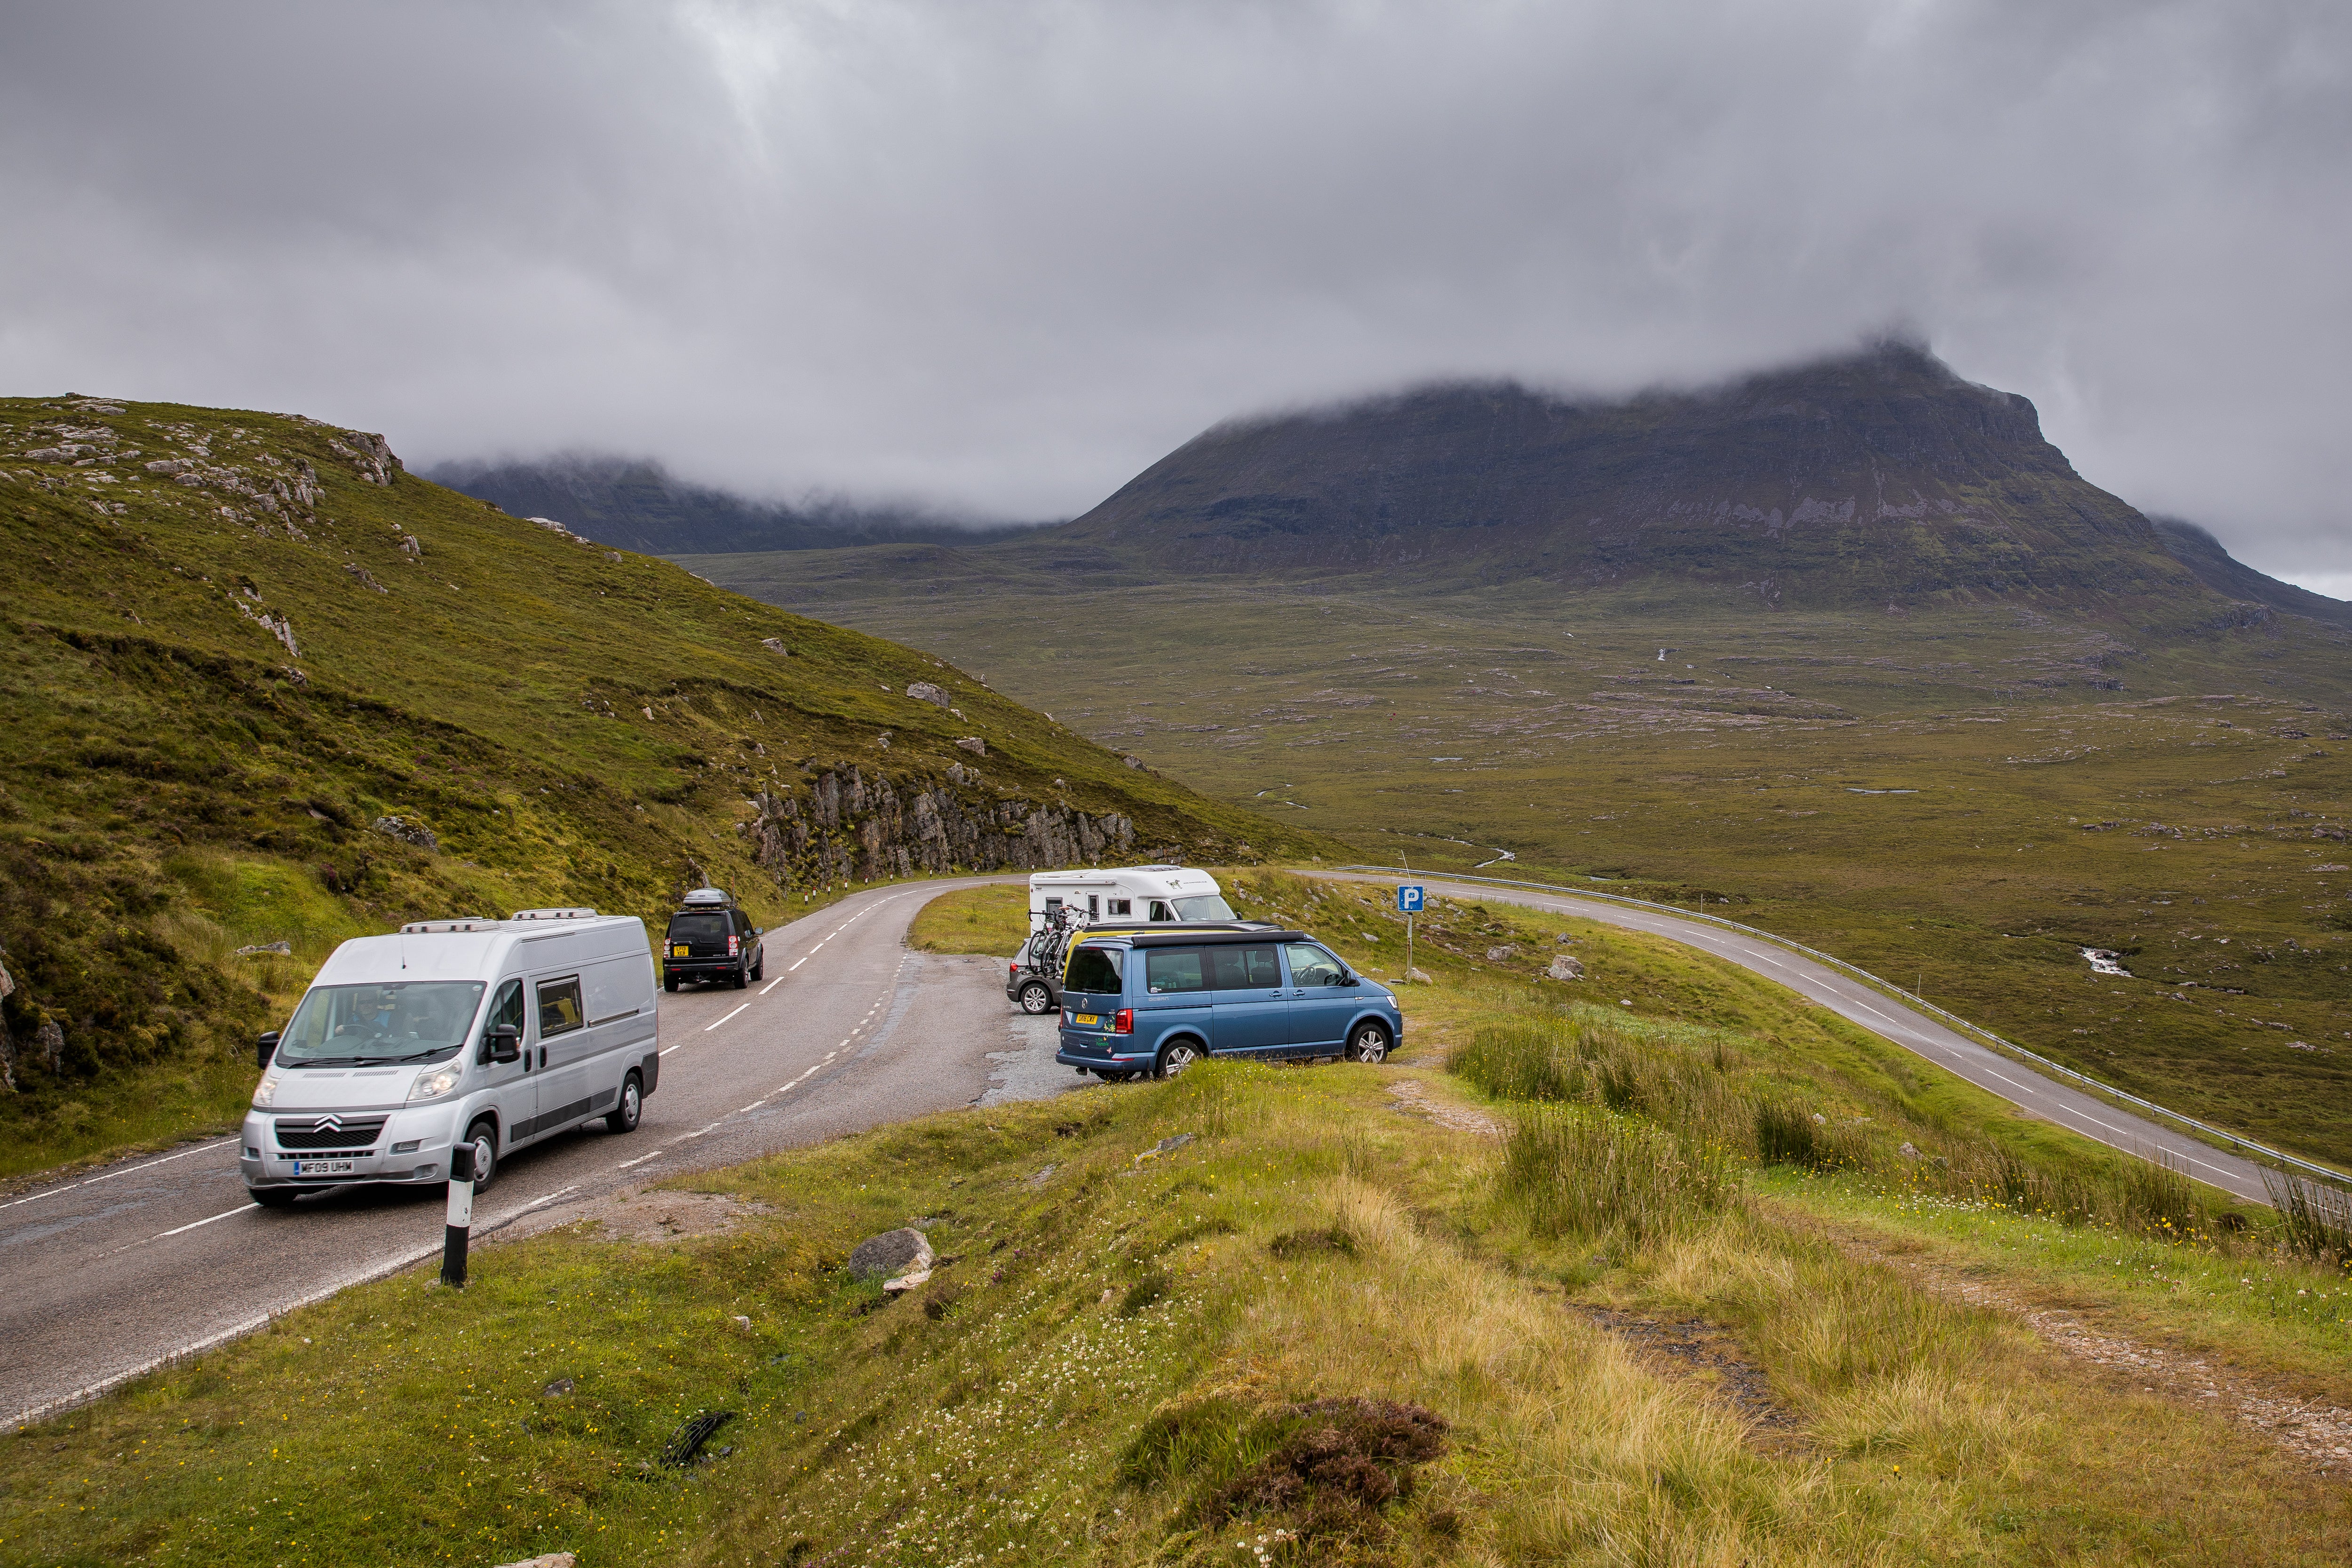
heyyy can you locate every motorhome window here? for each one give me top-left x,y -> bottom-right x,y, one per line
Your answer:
1148,900 -> 1174,921
1284,943 -> 1347,987
1173,894 -> 1237,921
1109,899 -> 1132,917
537,978 -> 586,1037
477,979 -> 525,1063
1205,943 -> 1280,989
278,981 -> 486,1066
1144,947 -> 1208,993
1065,946 -> 1123,995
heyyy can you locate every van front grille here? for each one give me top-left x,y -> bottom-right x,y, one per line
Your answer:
275,1116 -> 387,1150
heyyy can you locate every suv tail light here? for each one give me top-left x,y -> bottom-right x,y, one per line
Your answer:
1112,1009 -> 1134,1035
727,934 -> 740,956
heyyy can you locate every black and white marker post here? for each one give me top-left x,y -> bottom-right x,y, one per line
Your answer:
441,1142 -> 476,1288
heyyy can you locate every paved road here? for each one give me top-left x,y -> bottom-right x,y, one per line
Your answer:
1,877 -> 1069,1428
1337,872 -> 2278,1207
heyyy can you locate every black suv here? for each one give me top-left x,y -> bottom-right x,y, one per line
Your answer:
662,888 -> 764,991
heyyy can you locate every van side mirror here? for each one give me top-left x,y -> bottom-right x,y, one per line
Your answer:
488,1025 -> 522,1064
257,1030 -> 280,1069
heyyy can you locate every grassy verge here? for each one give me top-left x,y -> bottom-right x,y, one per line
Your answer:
905,883 -> 1029,958
15,876 -> 2352,1565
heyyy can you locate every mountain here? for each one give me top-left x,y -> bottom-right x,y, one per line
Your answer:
0,396 -> 1330,1174
424,454 -> 1050,556
2148,515 -> 2352,628
1017,340 -> 2280,618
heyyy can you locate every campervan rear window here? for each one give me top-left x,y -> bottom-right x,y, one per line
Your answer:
1065,946 -> 1122,995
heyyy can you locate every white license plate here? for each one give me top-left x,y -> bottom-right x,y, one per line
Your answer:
1074,1013 -> 1100,1027
293,1158 -> 356,1176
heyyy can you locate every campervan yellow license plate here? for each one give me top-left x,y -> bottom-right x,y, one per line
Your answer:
1074,1013 -> 1100,1026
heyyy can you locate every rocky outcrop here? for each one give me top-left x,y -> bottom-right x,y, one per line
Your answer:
906,681 -> 950,706
746,764 -> 1133,888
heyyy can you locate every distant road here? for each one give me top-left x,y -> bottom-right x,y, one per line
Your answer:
1333,871 -> 2279,1207
2,877 -> 1057,1428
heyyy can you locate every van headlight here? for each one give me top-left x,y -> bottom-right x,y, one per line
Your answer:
409,1067 -> 463,1103
252,1074 -> 279,1109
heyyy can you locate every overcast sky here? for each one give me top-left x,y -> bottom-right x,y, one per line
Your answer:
4,1 -> 2347,591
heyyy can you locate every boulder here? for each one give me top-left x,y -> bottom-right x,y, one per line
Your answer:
235,941 -> 294,957
1545,955 -> 1584,981
1484,945 -> 1518,962
955,736 -> 986,756
1404,967 -> 1433,984
372,815 -> 438,852
847,1226 -> 933,1283
906,681 -> 951,706
761,637 -> 790,656
493,1556 -> 576,1568
1122,755 -> 1145,769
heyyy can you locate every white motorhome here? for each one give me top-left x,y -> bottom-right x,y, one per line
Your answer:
239,908 -> 659,1207
1026,866 -> 1236,932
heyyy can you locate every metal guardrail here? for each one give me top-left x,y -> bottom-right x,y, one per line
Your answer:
1335,863 -> 2352,1192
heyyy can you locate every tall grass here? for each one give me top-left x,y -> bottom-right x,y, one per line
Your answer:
2264,1167 -> 2352,1268
1502,1106 -> 1740,1245
1455,1010 -> 2230,1249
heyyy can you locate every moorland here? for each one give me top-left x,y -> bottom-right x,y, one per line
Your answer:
654,345 -> 2352,1167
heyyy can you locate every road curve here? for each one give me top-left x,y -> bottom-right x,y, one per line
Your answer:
1,876 -> 1049,1428
1333,872 -> 2278,1207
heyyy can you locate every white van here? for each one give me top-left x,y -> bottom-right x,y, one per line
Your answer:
1027,866 -> 1236,933
239,908 -> 660,1207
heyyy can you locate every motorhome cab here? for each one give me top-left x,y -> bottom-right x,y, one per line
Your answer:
240,909 -> 659,1208
1026,865 -> 1236,932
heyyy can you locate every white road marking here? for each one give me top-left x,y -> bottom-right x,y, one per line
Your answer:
683,1122 -> 722,1138
704,1003 -> 750,1032
1,1137 -> 241,1212
615,1150 -> 665,1169
787,957 -> 808,971
760,977 -> 785,995
504,1184 -> 580,1217
156,1204 -> 249,1240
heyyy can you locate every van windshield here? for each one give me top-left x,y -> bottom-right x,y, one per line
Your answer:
278,981 -> 486,1067
1172,895 -> 1236,921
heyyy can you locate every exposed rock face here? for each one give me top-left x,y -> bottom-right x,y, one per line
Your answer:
372,814 -> 439,851
1546,955 -> 1585,981
745,764 -> 1132,888
906,681 -> 950,706
847,1226 -> 932,1281
954,736 -> 986,756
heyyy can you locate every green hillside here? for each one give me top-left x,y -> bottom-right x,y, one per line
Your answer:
0,394 -> 1335,1176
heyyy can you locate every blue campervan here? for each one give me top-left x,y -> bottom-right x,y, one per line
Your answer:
1054,928 -> 1403,1081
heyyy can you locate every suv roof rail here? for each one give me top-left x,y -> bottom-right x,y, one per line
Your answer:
510,907 -> 600,921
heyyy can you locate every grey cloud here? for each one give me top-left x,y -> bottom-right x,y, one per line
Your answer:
1,0 -> 2346,582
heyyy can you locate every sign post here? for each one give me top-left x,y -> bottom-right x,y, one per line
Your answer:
1397,883 -> 1425,979
442,1142 -> 476,1288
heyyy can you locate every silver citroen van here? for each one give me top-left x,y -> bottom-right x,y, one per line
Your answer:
240,909 -> 660,1207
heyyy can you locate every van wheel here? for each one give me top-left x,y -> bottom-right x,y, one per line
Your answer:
249,1186 -> 298,1210
1156,1040 -> 1203,1080
1346,1022 -> 1392,1064
460,1117 -> 499,1192
606,1071 -> 643,1133
1017,980 -> 1054,1015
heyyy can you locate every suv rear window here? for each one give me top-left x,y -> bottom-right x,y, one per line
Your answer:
668,914 -> 730,941
1065,946 -> 1122,995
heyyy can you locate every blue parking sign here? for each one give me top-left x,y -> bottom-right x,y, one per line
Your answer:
1398,884 -> 1425,913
